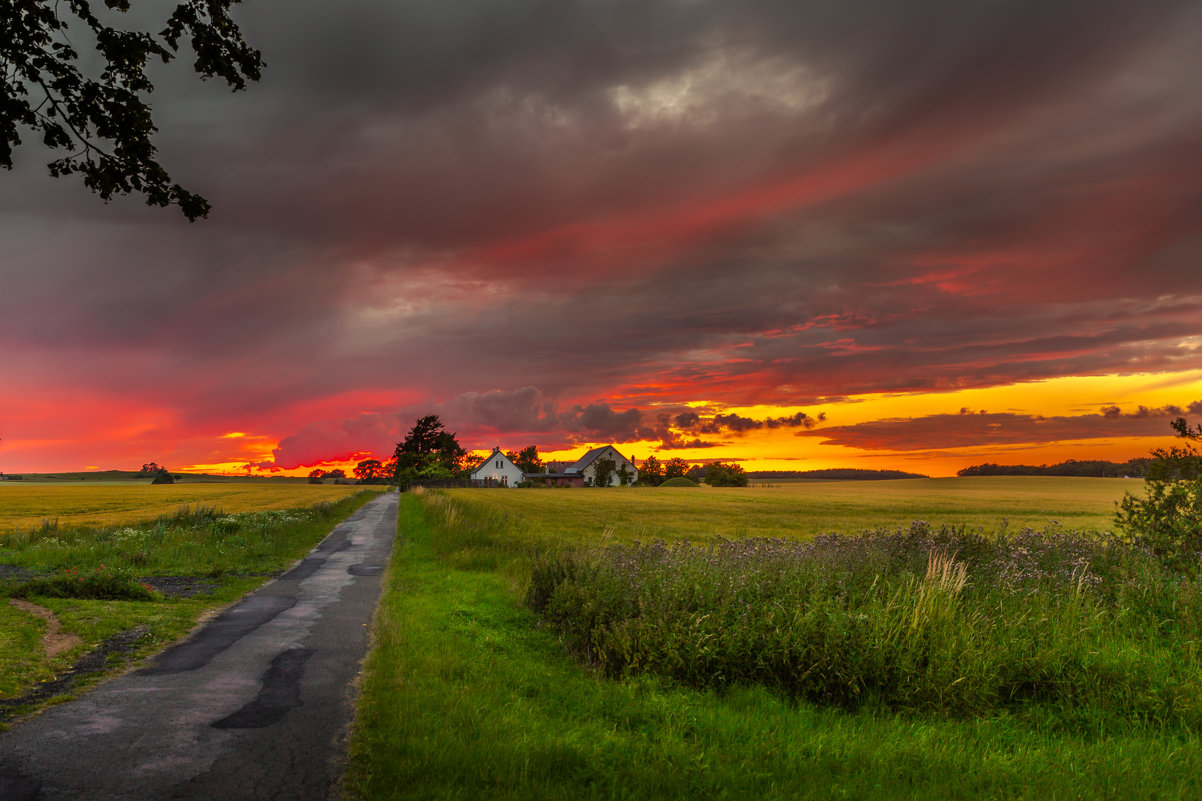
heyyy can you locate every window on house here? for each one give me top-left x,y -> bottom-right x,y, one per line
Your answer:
496,460 -> 501,468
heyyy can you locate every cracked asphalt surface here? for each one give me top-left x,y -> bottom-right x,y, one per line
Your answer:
0,491 -> 398,801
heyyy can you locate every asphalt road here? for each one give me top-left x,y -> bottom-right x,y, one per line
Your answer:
0,491 -> 398,801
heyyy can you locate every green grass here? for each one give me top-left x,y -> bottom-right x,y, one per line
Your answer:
0,491 -> 379,718
0,602 -> 46,697
345,490 -> 1202,800
1,584 -> 260,707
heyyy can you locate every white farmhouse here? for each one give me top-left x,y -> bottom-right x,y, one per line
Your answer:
470,447 -> 525,487
564,445 -> 639,486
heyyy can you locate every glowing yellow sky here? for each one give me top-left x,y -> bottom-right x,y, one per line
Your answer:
538,371 -> 1202,477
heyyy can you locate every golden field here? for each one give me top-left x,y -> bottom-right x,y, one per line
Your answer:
0,482 -> 388,532
444,476 -> 1138,544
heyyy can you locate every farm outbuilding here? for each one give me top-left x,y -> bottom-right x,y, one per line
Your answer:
522,471 -> 586,488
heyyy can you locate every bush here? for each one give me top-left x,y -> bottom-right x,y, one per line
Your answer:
658,477 -> 699,487
1116,417 -> 1202,566
6,566 -> 160,601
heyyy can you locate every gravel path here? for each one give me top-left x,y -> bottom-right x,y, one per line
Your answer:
0,491 -> 398,801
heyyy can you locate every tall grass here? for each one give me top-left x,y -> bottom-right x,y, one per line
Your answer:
522,522 -> 1202,730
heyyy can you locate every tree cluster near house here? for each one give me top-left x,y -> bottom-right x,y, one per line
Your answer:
393,415 -> 469,486
705,462 -> 749,487
506,446 -> 544,474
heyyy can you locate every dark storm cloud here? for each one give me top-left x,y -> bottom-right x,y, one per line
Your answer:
797,403 -> 1200,452
4,0 -> 1202,470
693,411 -> 820,434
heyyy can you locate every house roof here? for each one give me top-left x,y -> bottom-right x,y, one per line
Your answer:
470,447 -> 520,478
565,445 -> 635,473
564,446 -> 606,473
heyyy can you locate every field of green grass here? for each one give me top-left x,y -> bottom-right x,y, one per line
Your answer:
345,478 -> 1201,800
0,489 -> 381,723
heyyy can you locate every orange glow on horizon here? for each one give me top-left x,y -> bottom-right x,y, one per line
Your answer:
6,371 -> 1200,479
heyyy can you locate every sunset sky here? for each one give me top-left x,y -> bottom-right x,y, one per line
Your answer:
3,0 -> 1202,477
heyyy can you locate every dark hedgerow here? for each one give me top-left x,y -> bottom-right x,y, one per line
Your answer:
526,522 -> 1202,727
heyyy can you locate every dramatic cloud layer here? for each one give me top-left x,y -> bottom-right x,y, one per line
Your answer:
3,0 -> 1201,473
266,388 -> 823,468
800,402 -> 1202,452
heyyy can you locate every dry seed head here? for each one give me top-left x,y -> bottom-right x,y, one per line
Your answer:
925,550 -> 968,595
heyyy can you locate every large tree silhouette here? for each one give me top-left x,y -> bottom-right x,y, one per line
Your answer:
392,415 -> 468,485
2,1 -> 262,219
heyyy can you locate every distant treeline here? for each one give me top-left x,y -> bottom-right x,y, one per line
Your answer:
747,469 -> 928,480
957,458 -> 1151,478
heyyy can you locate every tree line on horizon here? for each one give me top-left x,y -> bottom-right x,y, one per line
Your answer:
957,458 -> 1152,478
746,469 -> 928,480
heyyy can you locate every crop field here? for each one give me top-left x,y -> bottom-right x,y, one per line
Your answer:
0,482 -> 384,533
345,478 -> 1202,801
440,476 -> 1135,545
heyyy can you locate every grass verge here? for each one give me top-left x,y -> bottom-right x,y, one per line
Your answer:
344,493 -> 1202,800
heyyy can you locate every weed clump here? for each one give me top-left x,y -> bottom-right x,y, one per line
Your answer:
5,566 -> 160,601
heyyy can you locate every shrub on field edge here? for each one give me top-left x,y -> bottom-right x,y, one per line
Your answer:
5,566 -> 161,601
1115,416 -> 1202,566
